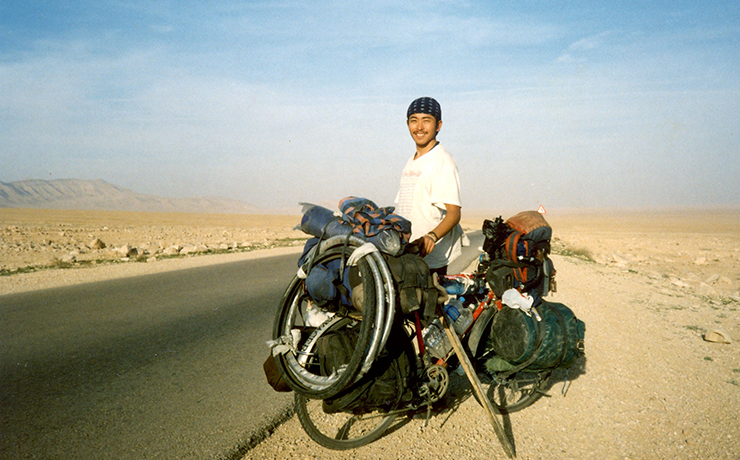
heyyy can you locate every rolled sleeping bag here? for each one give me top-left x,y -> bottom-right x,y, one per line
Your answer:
300,204 -> 352,238
488,301 -> 585,371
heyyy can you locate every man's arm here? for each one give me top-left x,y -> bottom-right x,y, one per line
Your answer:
421,203 -> 461,255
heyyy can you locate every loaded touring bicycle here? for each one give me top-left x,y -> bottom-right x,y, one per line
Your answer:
266,201 -> 586,454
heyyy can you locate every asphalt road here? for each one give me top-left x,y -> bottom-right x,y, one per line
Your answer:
0,232 -> 483,460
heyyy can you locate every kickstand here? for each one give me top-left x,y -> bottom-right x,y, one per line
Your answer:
442,316 -> 516,458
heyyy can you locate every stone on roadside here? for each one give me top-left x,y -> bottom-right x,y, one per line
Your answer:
694,256 -> 707,265
163,245 -> 181,255
718,275 -> 732,286
90,238 -> 106,250
611,252 -> 631,267
180,245 -> 198,255
117,245 -> 138,258
671,278 -> 690,288
60,254 -> 76,264
703,328 -> 732,344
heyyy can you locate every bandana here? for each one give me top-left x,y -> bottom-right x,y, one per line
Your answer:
406,97 -> 441,121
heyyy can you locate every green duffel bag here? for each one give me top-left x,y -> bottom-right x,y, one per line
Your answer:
487,301 -> 585,371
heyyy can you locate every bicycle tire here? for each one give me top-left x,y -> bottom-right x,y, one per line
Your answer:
295,393 -> 398,450
472,318 -> 550,413
483,370 -> 550,413
271,253 -> 378,399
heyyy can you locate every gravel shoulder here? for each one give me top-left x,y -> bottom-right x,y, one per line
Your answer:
0,245 -> 304,295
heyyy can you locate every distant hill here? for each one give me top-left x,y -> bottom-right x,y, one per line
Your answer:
0,179 -> 263,214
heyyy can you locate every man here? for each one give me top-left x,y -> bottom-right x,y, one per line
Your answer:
395,97 -> 463,276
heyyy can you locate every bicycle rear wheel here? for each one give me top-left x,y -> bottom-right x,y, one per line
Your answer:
295,393 -> 398,450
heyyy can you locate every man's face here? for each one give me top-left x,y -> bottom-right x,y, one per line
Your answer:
407,113 -> 442,148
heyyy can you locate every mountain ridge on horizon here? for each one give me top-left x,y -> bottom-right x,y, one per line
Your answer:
0,178 -> 270,215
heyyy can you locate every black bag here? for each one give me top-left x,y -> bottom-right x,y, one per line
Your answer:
383,253 -> 438,317
485,264 -> 515,299
263,353 -> 291,392
317,322 -> 414,414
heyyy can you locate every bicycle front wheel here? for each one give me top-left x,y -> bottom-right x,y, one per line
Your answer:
483,370 -> 550,413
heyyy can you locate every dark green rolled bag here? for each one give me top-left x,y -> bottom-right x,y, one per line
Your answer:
487,301 -> 585,371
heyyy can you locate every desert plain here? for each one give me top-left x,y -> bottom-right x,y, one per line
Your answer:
1,206 -> 739,459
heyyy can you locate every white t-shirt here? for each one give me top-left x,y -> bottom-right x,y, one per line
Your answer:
395,143 -> 463,269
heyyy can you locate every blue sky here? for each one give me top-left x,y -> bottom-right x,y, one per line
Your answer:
1,1 -> 739,211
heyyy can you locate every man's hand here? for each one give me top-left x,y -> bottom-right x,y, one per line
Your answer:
407,203 -> 461,258
407,236 -> 433,257
420,234 -> 436,256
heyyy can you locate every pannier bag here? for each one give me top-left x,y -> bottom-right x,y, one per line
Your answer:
263,353 -> 291,392
383,253 -> 439,317
483,211 -> 556,298
486,300 -> 585,371
338,251 -> 439,318
318,321 -> 414,414
298,238 -> 356,310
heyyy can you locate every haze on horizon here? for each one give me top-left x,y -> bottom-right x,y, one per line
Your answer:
1,1 -> 739,212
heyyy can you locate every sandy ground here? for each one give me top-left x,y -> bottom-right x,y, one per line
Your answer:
2,207 -> 739,459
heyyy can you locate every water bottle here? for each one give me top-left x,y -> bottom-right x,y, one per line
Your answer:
443,298 -> 460,322
441,279 -> 466,296
422,318 -> 452,359
439,277 -> 474,296
444,297 -> 473,335
456,301 -> 473,335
